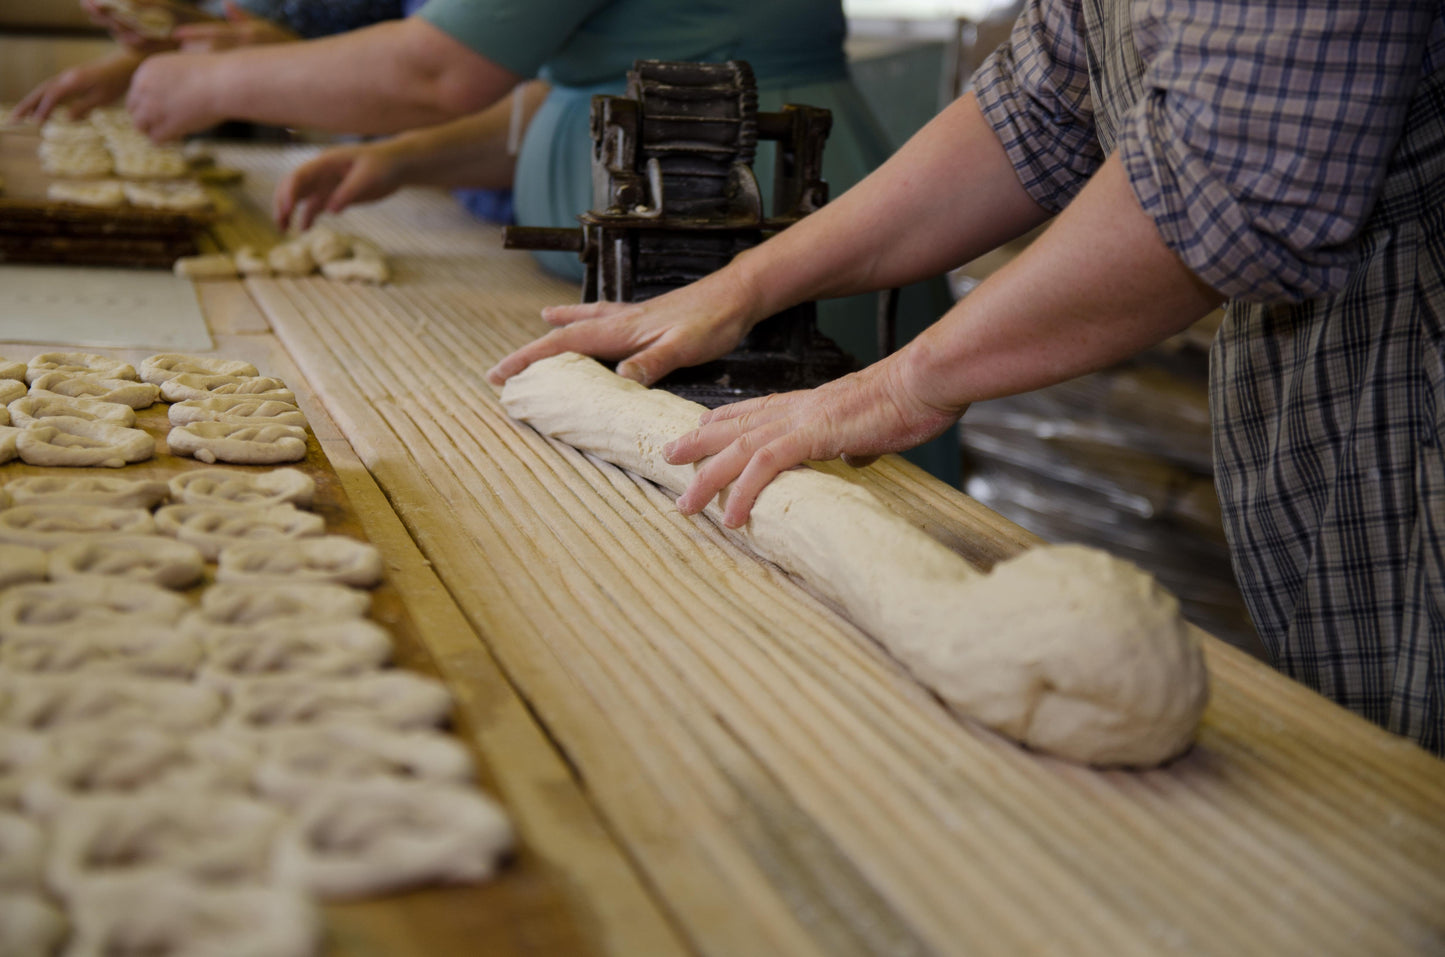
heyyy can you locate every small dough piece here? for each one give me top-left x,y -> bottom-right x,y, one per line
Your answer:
16,416 -> 153,468
169,396 -> 307,429
47,791 -> 284,895
49,535 -> 205,589
195,581 -> 370,625
321,254 -> 391,284
275,779 -> 512,899
29,371 -> 159,409
173,253 -> 237,280
502,353 -> 1211,767
0,580 -> 189,637
0,675 -> 223,733
0,894 -> 65,957
233,245 -> 271,276
218,535 -> 383,587
168,420 -> 307,465
48,178 -> 125,208
196,619 -> 393,684
0,729 -> 50,810
19,727 -> 252,819
64,878 -> 317,957
139,353 -> 259,384
26,352 -> 136,384
251,725 -> 473,807
0,544 -> 47,588
302,225 -> 351,263
153,503 -> 324,560
9,389 -> 136,427
266,240 -> 316,276
0,504 -> 155,549
1,623 -> 201,679
2,475 -> 168,509
160,373 -> 294,404
0,811 -> 46,890
168,466 -> 314,508
225,672 -> 452,731
0,379 -> 27,404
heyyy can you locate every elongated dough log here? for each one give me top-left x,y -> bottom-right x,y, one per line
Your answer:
174,254 -> 237,281
501,354 -> 1209,767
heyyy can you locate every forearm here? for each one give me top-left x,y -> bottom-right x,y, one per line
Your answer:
733,93 -> 1051,320
900,154 -> 1223,411
193,19 -> 517,134
386,83 -> 547,190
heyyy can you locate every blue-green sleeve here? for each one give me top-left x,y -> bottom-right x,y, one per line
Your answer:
412,0 -> 609,77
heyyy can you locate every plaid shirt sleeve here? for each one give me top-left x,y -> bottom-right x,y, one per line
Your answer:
972,0 -> 1103,213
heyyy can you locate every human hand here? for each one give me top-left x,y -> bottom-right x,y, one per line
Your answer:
486,269 -> 764,388
273,143 -> 405,230
663,356 -> 963,527
173,1 -> 297,52
125,51 -> 221,141
9,51 -> 143,123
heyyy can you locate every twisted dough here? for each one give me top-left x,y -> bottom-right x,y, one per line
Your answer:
62,878 -> 316,957
251,724 -> 473,807
47,791 -> 285,895
49,535 -> 205,589
217,536 -> 383,588
0,675 -> 222,734
0,580 -> 189,637
168,396 -> 308,430
167,467 -> 314,508
25,352 -> 136,384
196,619 -> 393,683
1,475 -> 169,510
29,373 -> 158,410
154,503 -> 324,560
275,779 -> 512,899
139,353 -> 259,385
160,374 -> 294,405
225,672 -> 452,731
1,623 -> 202,679
8,390 -> 136,427
0,543 -> 47,588
167,421 -> 307,465
16,415 -> 154,468
0,505 -> 155,549
195,582 -> 369,626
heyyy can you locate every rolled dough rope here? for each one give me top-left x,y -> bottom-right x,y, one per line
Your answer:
0,894 -> 65,957
0,580 -> 190,637
19,726 -> 253,820
29,372 -> 159,410
46,791 -> 285,896
275,779 -> 512,899
160,373 -> 295,404
167,466 -> 314,508
501,353 -> 1210,767
234,245 -> 271,277
63,878 -> 318,957
1,623 -> 201,679
0,543 -> 47,588
139,353 -> 259,385
251,725 -> 474,808
9,389 -> 137,427
16,416 -> 154,468
167,420 -> 308,465
49,535 -> 205,589
25,352 -> 136,384
0,359 -> 25,382
2,475 -> 169,509
217,535 -> 384,587
168,396 -> 308,430
267,239 -> 316,277
153,503 -> 324,560
0,811 -> 46,891
195,581 -> 371,625
195,619 -> 393,684
0,729 -> 50,809
0,504 -> 155,549
0,674 -> 223,733
173,254 -> 237,281
0,379 -> 26,404
224,672 -> 453,731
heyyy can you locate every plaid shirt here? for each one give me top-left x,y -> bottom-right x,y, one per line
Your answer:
975,0 -> 1445,753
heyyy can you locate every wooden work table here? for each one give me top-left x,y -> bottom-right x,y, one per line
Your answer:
7,142 -> 1444,956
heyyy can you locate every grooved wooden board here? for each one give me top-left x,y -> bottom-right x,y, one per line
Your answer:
90,143 -> 1445,955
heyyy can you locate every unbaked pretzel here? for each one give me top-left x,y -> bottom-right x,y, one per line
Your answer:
139,353 -> 259,385
8,390 -> 136,427
25,352 -> 136,384
195,581 -> 370,626
2,475 -> 169,509
154,503 -> 323,560
29,372 -> 158,410
217,536 -> 383,588
0,675 -> 223,733
167,421 -> 307,465
168,396 -> 308,429
160,373 -> 294,404
49,535 -> 205,589
196,619 -> 393,683
224,672 -> 452,731
0,504 -> 155,549
0,543 -> 46,588
274,778 -> 512,899
1,623 -> 202,680
251,724 -> 473,807
16,416 -> 154,468
0,580 -> 189,637
167,467 -> 314,508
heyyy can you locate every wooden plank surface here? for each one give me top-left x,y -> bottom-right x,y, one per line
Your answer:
203,143 -> 1445,956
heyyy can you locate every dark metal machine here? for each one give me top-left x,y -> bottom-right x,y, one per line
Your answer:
504,59 -> 860,407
